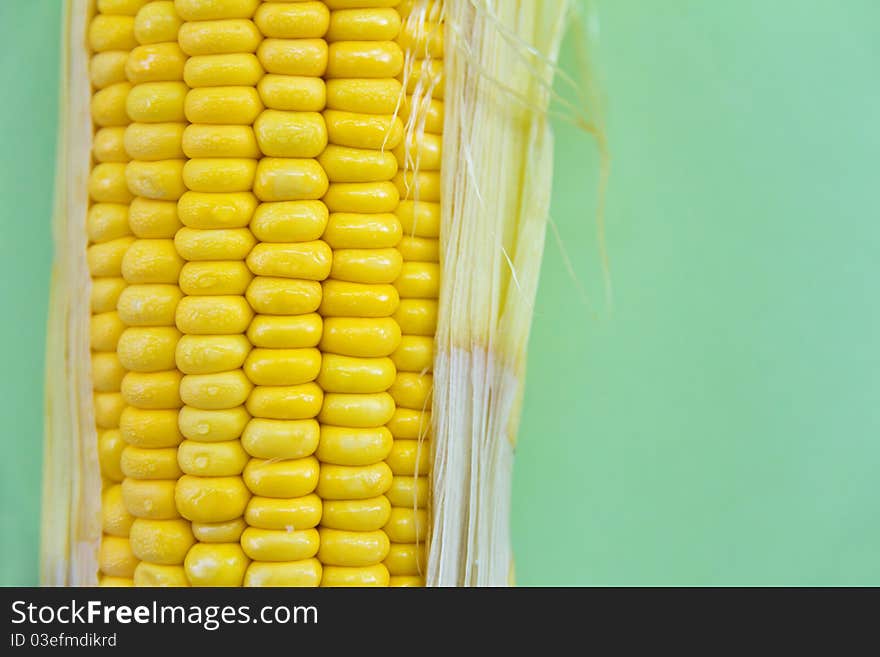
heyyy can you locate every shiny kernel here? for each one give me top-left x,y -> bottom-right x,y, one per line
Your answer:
247,313 -> 323,349
134,1 -> 182,45
174,0 -> 259,21
179,261 -> 252,296
384,543 -> 425,576
133,564 -> 189,587
98,429 -> 126,481
121,478 -> 179,519
178,439 -> 249,476
185,87 -> 263,125
126,82 -> 188,123
394,298 -> 438,336
89,15 -> 137,52
182,125 -> 260,159
389,575 -> 422,587
396,200 -> 440,238
401,95 -> 444,135
330,248 -> 402,285
91,278 -> 128,314
319,280 -> 399,318
176,334 -> 252,375
243,456 -> 320,498
326,78 -> 402,114
246,242 -> 332,280
94,393 -> 126,429
124,123 -> 186,161
317,528 -> 389,567
398,20 -> 444,58
246,495 -> 322,531
326,41 -> 402,79
241,528 -> 319,561
93,128 -> 128,163
117,327 -> 181,372
326,8 -> 400,42
397,236 -> 439,262
394,262 -> 440,299
179,370 -> 253,410
97,0 -> 149,15
126,43 -> 186,83
250,201 -> 328,243
129,198 -> 182,238
323,212 -> 401,249
178,405 -> 250,442
246,383 -> 323,421
119,407 -> 183,448
258,74 -> 326,112
99,536 -> 138,578
126,160 -> 186,201
389,372 -> 433,410
319,145 -> 397,183
257,39 -> 327,77
177,19 -> 261,56
384,507 -> 428,543
91,312 -> 126,352
89,163 -> 133,203
246,278 -> 322,315
402,58 -> 444,99
244,348 -> 321,386
321,564 -> 388,587
87,203 -> 130,243
120,368 -> 182,412
241,418 -> 319,459
254,158 -> 329,202
386,407 -> 431,439
393,169 -> 441,203
102,485 -> 135,537
316,425 -> 393,465
323,109 -> 403,150
121,239 -> 183,284
385,475 -> 429,508
183,158 -> 257,193
178,191 -> 258,229
254,1 -> 329,38
176,475 -> 251,523
319,317 -> 401,358
184,53 -> 264,88
129,518 -> 195,565
191,518 -> 247,543
321,496 -> 390,531
254,110 -> 327,158
391,336 -> 433,373
386,439 -> 430,476
394,132 -> 442,171
323,181 -> 399,213
91,352 -> 125,392
319,392 -> 395,428
120,446 -> 182,480
244,559 -> 321,587
174,227 -> 256,260
175,295 -> 253,334
317,462 -> 393,500
317,355 -> 396,394
90,51 -> 128,90
185,543 -> 249,586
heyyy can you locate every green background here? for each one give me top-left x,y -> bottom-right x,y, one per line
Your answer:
2,0 -> 878,586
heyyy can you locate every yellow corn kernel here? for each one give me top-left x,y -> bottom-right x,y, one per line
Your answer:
386,439 -> 430,476
246,278 -> 322,315
126,159 -> 186,201
121,479 -> 179,519
178,19 -> 261,56
121,371 -> 183,409
121,240 -> 183,284
385,475 -> 428,508
326,8 -> 400,42
317,462 -> 392,500
129,198 -> 182,238
389,372 -> 432,410
117,327 -> 181,372
387,407 -> 431,439
243,456 -> 320,498
384,507 -> 428,543
391,335 -> 433,373
401,95 -> 444,134
133,563 -> 189,587
325,0 -> 400,7
117,285 -> 182,326
317,528 -> 389,567
92,278 -> 128,314
384,543 -> 424,576
326,41 -> 402,79
178,439 -> 249,476
250,201 -> 328,242
326,78 -> 401,114
91,353 -> 126,392
124,123 -> 187,161
126,82 -> 188,123
394,299 -> 438,336
246,242 -> 332,281
257,39 -> 328,77
175,0 -> 258,21
175,334 -> 251,375
191,517 -> 247,543
102,485 -> 135,537
245,494 -> 322,530
247,313 -> 323,348
134,1 -> 183,45
319,317 -> 401,358
244,348 -> 321,386
99,576 -> 134,587
393,170 -> 441,203
319,392 -> 395,428
183,158 -> 257,193
99,536 -> 138,578
321,564 -> 388,587
178,405 -> 250,442
126,43 -> 186,84
179,261 -> 252,296
317,355 -> 395,394
90,15 -> 137,52
178,191 -> 258,229
94,128 -> 129,163
402,58 -> 444,99
175,227 -> 256,260
176,475 -> 251,523
98,0 -> 149,15
175,295 -> 253,334
185,543 -> 249,586
323,181 -> 399,213
254,2 -> 329,38
241,528 -> 319,561
129,518 -> 195,564
182,124 -> 261,159
90,51 -> 128,90
394,261 -> 440,299
180,370 -> 253,409
184,53 -> 264,88
324,110 -> 402,150
119,407 -> 183,447
389,575 -> 421,587
246,384 -> 323,420
316,425 -> 393,465
89,163 -> 134,203
258,74 -> 326,112
254,110 -> 327,158
244,559 -> 322,587
185,87 -> 263,125
323,213 -> 401,250
87,203 -> 130,244
397,236 -> 438,262
319,280 -> 399,318
319,145 -> 397,184
121,446 -> 182,480
321,496 -> 391,531
95,393 -> 126,429
396,200 -> 440,238
98,429 -> 126,481
394,134 -> 442,172
242,419 -> 319,459
398,20 -> 444,58
254,158 -> 329,201
330,248 -> 402,285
